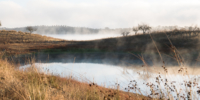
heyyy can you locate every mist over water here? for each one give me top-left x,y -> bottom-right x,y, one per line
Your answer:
17,49 -> 200,99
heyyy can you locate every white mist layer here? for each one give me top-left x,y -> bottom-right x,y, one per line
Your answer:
42,34 -> 122,40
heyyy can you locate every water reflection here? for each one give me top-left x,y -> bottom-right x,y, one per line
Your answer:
21,63 -> 137,87
20,63 -> 200,99
14,52 -> 189,67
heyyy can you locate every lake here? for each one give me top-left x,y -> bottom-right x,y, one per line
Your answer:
18,52 -> 200,99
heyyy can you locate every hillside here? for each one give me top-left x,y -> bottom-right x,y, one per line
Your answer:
0,30 -> 69,56
1,29 -> 200,57
51,30 -> 200,54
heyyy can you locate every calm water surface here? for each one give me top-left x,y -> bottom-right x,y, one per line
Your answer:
20,62 -> 200,99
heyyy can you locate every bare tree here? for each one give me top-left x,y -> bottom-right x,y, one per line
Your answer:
132,27 -> 139,35
188,25 -> 199,31
138,24 -> 151,34
121,32 -> 130,36
121,32 -> 126,36
193,25 -> 199,31
125,32 -> 130,36
26,26 -> 37,34
188,26 -> 193,31
188,25 -> 200,36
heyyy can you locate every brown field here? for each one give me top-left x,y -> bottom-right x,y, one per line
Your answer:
0,30 -> 71,55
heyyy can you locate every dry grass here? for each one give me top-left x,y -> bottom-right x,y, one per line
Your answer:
123,33 -> 200,100
0,58 -> 150,100
0,30 -> 61,43
0,30 -> 71,56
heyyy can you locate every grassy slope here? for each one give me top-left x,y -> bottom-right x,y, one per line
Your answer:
0,30 -> 70,56
0,59 -> 149,100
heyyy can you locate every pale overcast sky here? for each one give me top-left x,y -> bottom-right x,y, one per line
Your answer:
0,0 -> 200,28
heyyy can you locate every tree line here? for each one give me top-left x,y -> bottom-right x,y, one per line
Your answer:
122,23 -> 152,36
122,23 -> 200,37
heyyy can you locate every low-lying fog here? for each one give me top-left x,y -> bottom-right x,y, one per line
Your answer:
5,26 -> 133,40
42,33 -> 123,41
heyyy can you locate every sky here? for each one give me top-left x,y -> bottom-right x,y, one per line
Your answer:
0,0 -> 200,28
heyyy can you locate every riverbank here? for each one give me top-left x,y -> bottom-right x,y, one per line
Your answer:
0,59 -> 150,100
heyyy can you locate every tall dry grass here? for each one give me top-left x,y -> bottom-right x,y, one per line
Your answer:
124,33 -> 200,100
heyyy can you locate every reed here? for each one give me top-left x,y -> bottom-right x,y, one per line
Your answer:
124,33 -> 200,100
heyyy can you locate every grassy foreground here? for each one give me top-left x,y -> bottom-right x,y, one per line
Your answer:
0,59 -> 150,100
